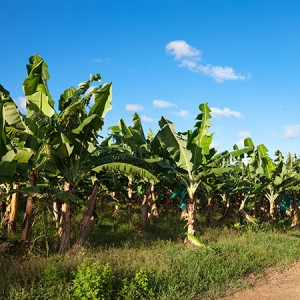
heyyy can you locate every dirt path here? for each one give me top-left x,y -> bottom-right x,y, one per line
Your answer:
219,261 -> 300,300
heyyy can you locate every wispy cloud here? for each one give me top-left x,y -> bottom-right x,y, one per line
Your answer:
236,130 -> 251,147
171,109 -> 191,118
153,99 -> 178,108
14,96 -> 26,112
125,104 -> 144,111
211,107 -> 244,119
90,58 -> 111,64
141,115 -> 156,122
199,65 -> 249,82
284,124 -> 300,138
166,40 -> 249,82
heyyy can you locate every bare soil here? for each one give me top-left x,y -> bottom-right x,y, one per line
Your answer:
219,261 -> 300,300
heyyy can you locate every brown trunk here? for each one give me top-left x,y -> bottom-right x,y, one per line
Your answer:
274,195 -> 281,221
20,169 -> 37,248
233,194 -> 243,223
0,187 -> 6,227
141,185 -> 151,227
219,197 -> 231,222
111,191 -> 119,215
291,193 -> 299,228
206,197 -> 214,227
127,178 -> 132,221
58,182 -> 72,251
150,186 -> 158,217
147,184 -> 158,225
269,197 -> 281,226
269,200 -> 275,226
74,182 -> 99,246
184,195 -> 196,245
7,181 -> 19,236
239,209 -> 257,224
268,193 -> 281,226
53,196 -> 60,230
261,196 -> 269,222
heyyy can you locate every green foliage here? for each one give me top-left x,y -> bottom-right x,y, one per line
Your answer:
72,259 -> 116,300
120,270 -> 155,300
1,227 -> 300,300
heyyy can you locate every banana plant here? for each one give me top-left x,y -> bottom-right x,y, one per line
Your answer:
227,138 -> 260,224
254,145 -> 293,224
282,153 -> 300,227
157,103 -> 228,244
1,54 -> 114,250
106,113 -> 165,226
0,84 -> 35,238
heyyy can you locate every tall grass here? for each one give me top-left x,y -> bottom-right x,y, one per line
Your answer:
1,210 -> 300,299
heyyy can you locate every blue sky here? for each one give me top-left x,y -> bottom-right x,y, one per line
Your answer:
2,0 -> 300,157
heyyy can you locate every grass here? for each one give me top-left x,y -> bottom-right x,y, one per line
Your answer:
1,208 -> 300,299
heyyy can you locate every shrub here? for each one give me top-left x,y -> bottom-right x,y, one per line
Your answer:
72,259 -> 116,300
120,270 -> 155,300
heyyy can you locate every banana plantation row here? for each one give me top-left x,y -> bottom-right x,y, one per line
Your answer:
0,54 -> 299,252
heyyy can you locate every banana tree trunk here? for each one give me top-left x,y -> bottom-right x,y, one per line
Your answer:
111,191 -> 119,215
269,198 -> 279,226
20,169 -> 37,248
141,184 -> 151,227
219,195 -> 231,222
75,182 -> 99,247
269,198 -> 275,226
150,185 -> 158,217
267,188 -> 280,226
237,194 -> 257,225
8,181 -> 19,236
261,196 -> 269,222
291,193 -> 299,228
206,196 -> 214,226
127,178 -> 133,221
58,182 -> 72,251
184,195 -> 196,245
147,184 -> 157,225
274,194 -> 281,221
0,185 -> 6,227
52,196 -> 60,230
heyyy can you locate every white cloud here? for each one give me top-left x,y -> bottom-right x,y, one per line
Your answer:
236,131 -> 251,147
165,40 -> 201,60
125,104 -> 144,111
14,96 -> 26,112
198,65 -> 248,83
91,58 -> 111,64
211,107 -> 244,119
172,109 -> 190,118
153,99 -> 178,108
166,40 -> 249,82
141,115 -> 156,122
284,124 -> 300,138
91,58 -> 102,64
